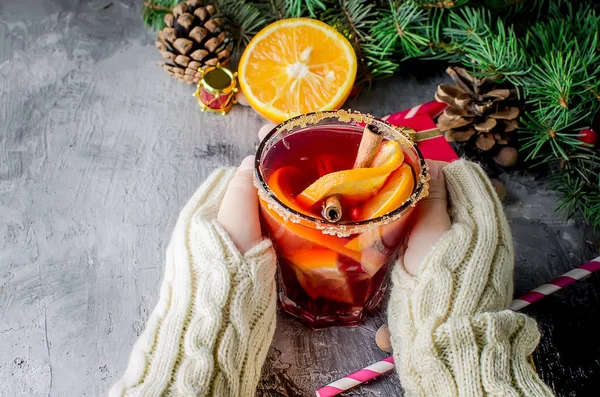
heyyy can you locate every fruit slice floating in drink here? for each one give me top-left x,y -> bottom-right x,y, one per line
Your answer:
267,165 -> 313,217
285,249 -> 353,304
296,140 -> 404,208
360,163 -> 414,219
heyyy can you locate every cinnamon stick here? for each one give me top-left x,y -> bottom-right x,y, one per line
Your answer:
323,194 -> 343,223
353,124 -> 383,169
322,124 -> 383,223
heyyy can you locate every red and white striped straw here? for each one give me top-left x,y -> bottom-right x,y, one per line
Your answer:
315,256 -> 600,397
510,256 -> 600,310
315,356 -> 395,397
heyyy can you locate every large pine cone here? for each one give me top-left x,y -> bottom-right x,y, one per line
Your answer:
436,67 -> 520,151
155,0 -> 231,85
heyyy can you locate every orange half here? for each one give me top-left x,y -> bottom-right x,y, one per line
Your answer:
238,18 -> 357,123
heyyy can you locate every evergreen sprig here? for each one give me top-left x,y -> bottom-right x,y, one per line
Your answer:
446,9 -> 528,80
214,0 -> 270,54
285,0 -> 327,17
321,0 -> 381,85
370,1 -> 429,61
142,0 -> 600,228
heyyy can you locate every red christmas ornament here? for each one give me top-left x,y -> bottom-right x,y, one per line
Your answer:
193,64 -> 238,115
578,128 -> 599,146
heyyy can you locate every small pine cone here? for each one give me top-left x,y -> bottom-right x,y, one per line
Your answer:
436,67 -> 521,151
155,0 -> 232,84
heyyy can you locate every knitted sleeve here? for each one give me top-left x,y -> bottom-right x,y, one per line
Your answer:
109,168 -> 277,397
388,160 -> 554,397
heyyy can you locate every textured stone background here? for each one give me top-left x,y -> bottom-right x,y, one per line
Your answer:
1,1 -> 599,396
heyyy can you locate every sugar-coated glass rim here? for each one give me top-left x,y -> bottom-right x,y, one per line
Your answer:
254,110 -> 429,234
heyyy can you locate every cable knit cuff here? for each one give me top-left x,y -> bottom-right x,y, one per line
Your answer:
388,160 -> 554,397
110,168 -> 277,397
400,160 -> 515,315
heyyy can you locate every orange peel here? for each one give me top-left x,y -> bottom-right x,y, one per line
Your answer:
360,163 -> 414,219
296,140 -> 404,208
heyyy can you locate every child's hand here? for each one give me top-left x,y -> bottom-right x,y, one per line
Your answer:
403,160 -> 451,276
216,120 -> 278,253
377,160 -> 451,352
216,156 -> 263,254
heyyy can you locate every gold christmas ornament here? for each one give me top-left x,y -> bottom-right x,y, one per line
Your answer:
193,63 -> 238,115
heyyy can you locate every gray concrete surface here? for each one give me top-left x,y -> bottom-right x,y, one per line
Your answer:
1,1 -> 599,396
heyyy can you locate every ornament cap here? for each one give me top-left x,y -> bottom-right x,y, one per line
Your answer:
199,63 -> 237,95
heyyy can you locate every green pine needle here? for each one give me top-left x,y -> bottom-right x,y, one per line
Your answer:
321,0 -> 382,85
445,8 -> 528,79
284,0 -> 327,17
370,1 -> 429,60
214,0 -> 270,54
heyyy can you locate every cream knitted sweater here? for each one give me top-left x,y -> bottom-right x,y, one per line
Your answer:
389,161 -> 553,396
110,160 -> 553,397
109,169 -> 277,397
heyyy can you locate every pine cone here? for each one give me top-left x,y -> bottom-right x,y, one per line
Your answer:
436,67 -> 520,151
155,0 -> 231,85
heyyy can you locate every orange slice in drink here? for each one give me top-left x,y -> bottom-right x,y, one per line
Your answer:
285,249 -> 353,303
286,248 -> 338,271
361,163 -> 415,219
296,140 -> 404,208
260,202 -> 360,260
267,166 -> 313,216
344,164 -> 415,269
238,18 -> 357,123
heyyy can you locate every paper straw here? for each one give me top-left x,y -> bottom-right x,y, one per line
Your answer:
315,256 -> 600,397
510,256 -> 600,310
315,356 -> 395,397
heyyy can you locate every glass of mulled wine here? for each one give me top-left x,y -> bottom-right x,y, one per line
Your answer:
254,110 -> 428,329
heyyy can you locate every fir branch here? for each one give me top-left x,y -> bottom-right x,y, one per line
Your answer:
523,51 -> 597,126
483,0 -> 551,17
445,8 -> 528,79
418,8 -> 465,62
261,0 -> 288,20
548,153 -> 600,229
214,0 -> 270,54
517,2 -> 600,159
414,0 -> 469,8
322,0 -> 376,41
370,1 -> 429,60
519,108 -> 591,161
363,42 -> 399,80
321,0 -> 381,85
444,7 -> 494,41
284,0 -> 327,17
